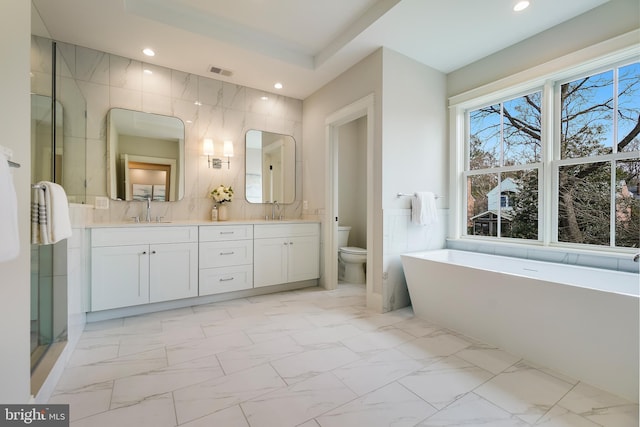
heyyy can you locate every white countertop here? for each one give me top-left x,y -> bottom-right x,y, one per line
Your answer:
87,219 -> 320,228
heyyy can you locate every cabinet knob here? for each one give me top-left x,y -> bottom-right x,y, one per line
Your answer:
151,250 -> 157,254
141,251 -> 147,255
289,241 -> 293,245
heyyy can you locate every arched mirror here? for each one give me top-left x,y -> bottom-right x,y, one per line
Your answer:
245,130 -> 296,204
107,108 -> 185,201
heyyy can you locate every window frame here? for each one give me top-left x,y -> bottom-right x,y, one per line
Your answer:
450,45 -> 640,254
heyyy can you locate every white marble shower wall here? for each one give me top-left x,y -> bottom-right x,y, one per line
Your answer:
382,208 -> 448,312
38,37 -> 304,222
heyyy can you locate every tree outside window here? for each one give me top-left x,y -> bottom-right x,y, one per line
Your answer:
466,61 -> 639,248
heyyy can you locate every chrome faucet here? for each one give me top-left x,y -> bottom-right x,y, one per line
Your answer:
634,252 -> 640,262
272,200 -> 279,220
145,197 -> 151,222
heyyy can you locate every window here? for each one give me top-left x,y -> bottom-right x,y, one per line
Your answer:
466,91 -> 541,239
462,60 -> 640,249
556,62 -> 640,248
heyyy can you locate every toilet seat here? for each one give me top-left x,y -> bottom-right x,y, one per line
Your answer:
339,246 -> 366,255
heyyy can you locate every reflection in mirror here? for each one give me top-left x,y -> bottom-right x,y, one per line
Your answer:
31,94 -> 63,185
107,108 -> 185,201
245,130 -> 295,204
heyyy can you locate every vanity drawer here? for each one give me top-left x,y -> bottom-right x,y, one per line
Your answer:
91,226 -> 197,247
254,223 -> 319,239
199,265 -> 253,295
199,240 -> 253,268
199,225 -> 253,242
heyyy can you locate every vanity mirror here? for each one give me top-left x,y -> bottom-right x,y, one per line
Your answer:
245,130 -> 296,204
107,108 -> 185,201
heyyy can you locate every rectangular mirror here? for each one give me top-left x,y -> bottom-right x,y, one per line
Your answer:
245,130 -> 296,204
107,108 -> 185,201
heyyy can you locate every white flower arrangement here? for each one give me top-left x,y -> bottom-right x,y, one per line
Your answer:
209,184 -> 233,204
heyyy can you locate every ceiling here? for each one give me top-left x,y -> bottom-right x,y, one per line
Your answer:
31,0 -> 609,100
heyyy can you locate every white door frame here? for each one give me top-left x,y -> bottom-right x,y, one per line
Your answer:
323,93 -> 378,308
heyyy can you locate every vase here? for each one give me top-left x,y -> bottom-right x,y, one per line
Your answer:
218,204 -> 229,221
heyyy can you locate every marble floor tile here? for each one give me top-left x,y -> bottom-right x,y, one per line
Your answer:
534,405 -> 601,427
55,348 -> 167,391
49,285 -> 637,427
316,382 -> 437,427
397,329 -> 472,361
173,364 -> 286,425
165,330 -> 253,365
398,355 -> 494,409
270,344 -> 361,384
417,392 -> 529,427
339,326 -> 415,354
48,381 -> 113,421
475,362 -> 576,424
290,324 -> 364,346
455,344 -> 521,375
111,354 -> 225,408
175,405 -> 249,427
241,372 -> 357,427
216,335 -> 305,374
70,392 -> 176,427
332,348 -> 424,396
555,382 -> 640,427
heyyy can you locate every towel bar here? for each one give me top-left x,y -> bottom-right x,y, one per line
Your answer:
397,192 -> 440,199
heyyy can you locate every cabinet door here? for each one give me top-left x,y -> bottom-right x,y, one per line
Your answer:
91,245 -> 149,311
287,234 -> 320,283
253,238 -> 287,288
149,242 -> 198,303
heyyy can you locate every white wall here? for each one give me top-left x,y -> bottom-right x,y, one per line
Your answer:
338,117 -> 367,249
302,49 -> 383,302
0,0 -> 32,403
380,49 -> 448,311
303,47 -> 448,312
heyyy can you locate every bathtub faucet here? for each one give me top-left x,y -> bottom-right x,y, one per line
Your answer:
634,252 -> 640,262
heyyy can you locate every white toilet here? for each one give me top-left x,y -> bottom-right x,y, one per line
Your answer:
338,226 -> 367,284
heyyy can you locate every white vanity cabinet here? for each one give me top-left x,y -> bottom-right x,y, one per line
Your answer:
253,223 -> 320,288
90,227 -> 198,311
199,225 -> 253,295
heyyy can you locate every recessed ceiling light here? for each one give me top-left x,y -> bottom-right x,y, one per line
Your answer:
142,48 -> 155,57
194,101 -> 202,106
513,1 -> 530,12
261,96 -> 269,101
274,82 -> 283,90
143,69 -> 153,75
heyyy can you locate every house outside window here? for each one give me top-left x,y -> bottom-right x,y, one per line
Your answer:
460,59 -> 640,249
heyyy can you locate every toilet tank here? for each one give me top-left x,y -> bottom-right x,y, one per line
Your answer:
338,226 -> 351,248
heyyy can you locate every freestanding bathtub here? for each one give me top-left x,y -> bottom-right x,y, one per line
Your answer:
401,249 -> 639,402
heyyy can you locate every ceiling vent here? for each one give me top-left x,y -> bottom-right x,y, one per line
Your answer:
209,66 -> 233,77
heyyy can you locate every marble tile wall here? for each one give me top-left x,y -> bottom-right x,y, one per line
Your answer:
32,36 -> 304,223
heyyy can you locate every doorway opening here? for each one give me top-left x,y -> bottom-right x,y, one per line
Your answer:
324,93 -> 380,311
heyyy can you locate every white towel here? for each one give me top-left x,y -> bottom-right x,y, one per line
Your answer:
31,181 -> 72,245
0,153 -> 20,261
411,192 -> 438,226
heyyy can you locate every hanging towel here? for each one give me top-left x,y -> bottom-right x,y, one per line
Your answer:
31,181 -> 72,245
0,153 -> 20,262
411,192 -> 438,226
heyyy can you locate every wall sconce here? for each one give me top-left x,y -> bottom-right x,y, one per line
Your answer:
203,138 -> 233,169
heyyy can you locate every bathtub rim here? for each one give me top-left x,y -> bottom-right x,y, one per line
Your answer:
401,248 -> 640,297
